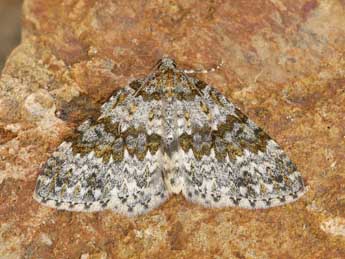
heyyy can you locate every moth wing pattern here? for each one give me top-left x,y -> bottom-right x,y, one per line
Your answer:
34,81 -> 169,216
34,57 -> 306,216
174,83 -> 306,209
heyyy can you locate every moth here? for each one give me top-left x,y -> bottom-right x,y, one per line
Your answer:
34,57 -> 306,216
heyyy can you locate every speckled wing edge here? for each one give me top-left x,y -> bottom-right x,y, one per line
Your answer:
33,145 -> 169,216
33,83 -> 169,216
173,83 -> 306,209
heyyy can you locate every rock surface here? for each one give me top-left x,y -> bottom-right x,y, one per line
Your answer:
1,0 -> 345,258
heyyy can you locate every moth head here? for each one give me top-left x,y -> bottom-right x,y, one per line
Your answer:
156,56 -> 177,71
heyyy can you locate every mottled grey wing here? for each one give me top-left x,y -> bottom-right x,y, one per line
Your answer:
34,80 -> 168,216
174,82 -> 306,209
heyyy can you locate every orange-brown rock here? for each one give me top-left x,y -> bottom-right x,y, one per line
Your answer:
1,0 -> 345,258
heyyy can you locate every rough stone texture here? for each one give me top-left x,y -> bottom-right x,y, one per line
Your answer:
0,0 -> 345,258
